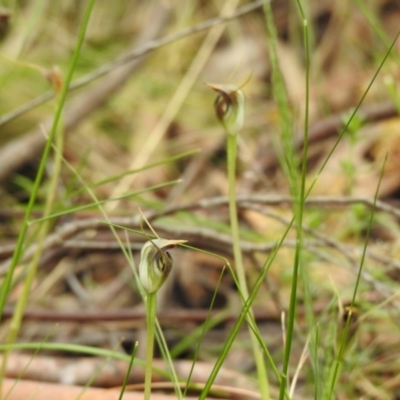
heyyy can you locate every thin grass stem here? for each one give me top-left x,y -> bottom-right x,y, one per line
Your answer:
227,133 -> 270,399
144,292 -> 157,400
262,2 -> 299,398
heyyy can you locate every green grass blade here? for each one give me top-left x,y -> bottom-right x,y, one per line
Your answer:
29,180 -> 181,224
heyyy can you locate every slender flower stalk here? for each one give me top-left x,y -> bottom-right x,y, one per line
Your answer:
208,83 -> 270,399
138,238 -> 186,400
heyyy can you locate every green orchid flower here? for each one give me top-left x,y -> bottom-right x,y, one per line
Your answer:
207,83 -> 245,135
139,238 -> 187,294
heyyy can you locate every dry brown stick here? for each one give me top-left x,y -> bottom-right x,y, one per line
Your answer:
3,355 -> 261,394
144,194 -> 400,220
0,215 -> 298,276
2,194 -> 398,223
0,306 -> 281,323
0,3 -> 171,183
1,195 -> 399,274
1,194 -> 399,219
0,218 -> 345,277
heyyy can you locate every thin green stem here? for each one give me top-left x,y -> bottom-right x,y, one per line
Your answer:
297,8 -> 315,337
280,4 -> 311,400
262,2 -> 299,397
227,133 -> 269,399
154,319 -> 183,400
144,292 -> 157,400
118,342 -> 138,400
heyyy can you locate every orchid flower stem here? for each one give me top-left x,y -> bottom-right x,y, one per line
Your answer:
226,133 -> 270,400
138,239 -> 186,399
207,82 -> 269,398
144,292 -> 157,400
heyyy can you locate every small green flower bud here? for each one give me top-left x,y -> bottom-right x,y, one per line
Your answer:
139,239 -> 187,294
207,83 -> 245,135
